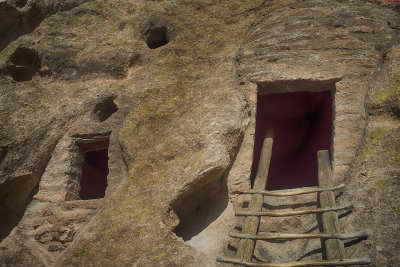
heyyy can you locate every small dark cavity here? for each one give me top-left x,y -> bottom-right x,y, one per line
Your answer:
9,47 -> 41,69
6,65 -> 35,82
145,26 -> 169,49
93,97 -> 119,122
15,0 -> 28,8
5,47 -> 41,81
173,175 -> 229,241
48,245 -> 64,252
79,149 -> 109,200
128,53 -> 141,67
0,146 -> 7,164
118,22 -> 126,30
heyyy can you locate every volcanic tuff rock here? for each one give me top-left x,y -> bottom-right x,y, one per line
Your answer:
0,0 -> 93,51
0,0 -> 399,266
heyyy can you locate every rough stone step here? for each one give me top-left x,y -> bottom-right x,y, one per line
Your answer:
39,179 -> 80,193
61,199 -> 103,210
34,190 -> 80,203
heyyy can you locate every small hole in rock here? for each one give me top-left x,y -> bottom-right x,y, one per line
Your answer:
9,47 -> 41,69
93,97 -> 119,122
144,26 -> 169,49
0,146 -> 7,164
5,47 -> 41,81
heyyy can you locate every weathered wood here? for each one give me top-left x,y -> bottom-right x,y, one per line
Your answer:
216,257 -> 371,267
236,136 -> 273,262
229,231 -> 368,241
243,184 -> 345,196
236,203 -> 353,217
317,150 -> 346,260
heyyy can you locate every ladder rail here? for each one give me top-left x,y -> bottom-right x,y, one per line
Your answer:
228,231 -> 368,241
236,136 -> 273,262
318,150 -> 347,260
216,257 -> 371,267
242,184 -> 345,196
235,203 -> 353,217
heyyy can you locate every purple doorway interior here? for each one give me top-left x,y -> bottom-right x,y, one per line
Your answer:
250,90 -> 333,190
80,149 -> 109,199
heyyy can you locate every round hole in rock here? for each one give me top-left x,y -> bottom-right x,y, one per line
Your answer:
4,47 -> 41,81
79,149 -> 109,200
9,47 -> 41,70
94,98 -> 119,122
144,26 -> 169,49
250,89 -> 333,190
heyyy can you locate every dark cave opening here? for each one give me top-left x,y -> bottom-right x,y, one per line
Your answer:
8,47 -> 41,69
145,26 -> 169,49
5,65 -> 36,82
250,89 -> 333,190
79,149 -> 109,200
2,47 -> 42,81
172,169 -> 229,241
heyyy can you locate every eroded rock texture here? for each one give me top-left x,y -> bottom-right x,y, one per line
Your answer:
228,0 -> 400,264
0,0 -> 93,51
0,0 -> 399,266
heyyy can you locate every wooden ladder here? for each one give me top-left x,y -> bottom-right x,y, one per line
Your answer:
217,136 -> 371,266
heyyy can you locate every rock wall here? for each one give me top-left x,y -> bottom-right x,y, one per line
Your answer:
0,0 -> 93,51
227,0 -> 400,264
0,0 -> 399,266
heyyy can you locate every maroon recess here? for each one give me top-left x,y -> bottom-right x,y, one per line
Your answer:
250,91 -> 332,190
80,149 -> 109,199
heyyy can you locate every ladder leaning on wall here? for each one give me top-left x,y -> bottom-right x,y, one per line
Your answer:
216,136 -> 371,266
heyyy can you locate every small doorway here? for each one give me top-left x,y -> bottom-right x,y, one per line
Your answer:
77,136 -> 110,199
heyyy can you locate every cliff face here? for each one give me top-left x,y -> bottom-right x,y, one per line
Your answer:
234,1 -> 400,265
0,0 -> 399,266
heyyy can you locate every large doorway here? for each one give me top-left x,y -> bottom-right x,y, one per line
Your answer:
250,89 -> 333,190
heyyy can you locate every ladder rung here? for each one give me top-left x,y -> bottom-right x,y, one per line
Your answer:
216,257 -> 371,266
242,184 -> 345,196
235,203 -> 354,217
228,231 -> 368,240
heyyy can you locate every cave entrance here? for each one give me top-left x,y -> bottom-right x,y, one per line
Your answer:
77,136 -> 109,200
173,172 -> 228,241
251,81 -> 335,190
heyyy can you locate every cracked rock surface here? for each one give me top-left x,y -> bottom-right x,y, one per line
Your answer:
0,0 -> 400,266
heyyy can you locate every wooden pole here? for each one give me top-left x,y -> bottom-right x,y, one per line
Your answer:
317,150 -> 346,260
242,184 -> 345,196
216,257 -> 371,267
235,203 -> 353,217
228,231 -> 368,241
236,135 -> 273,262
